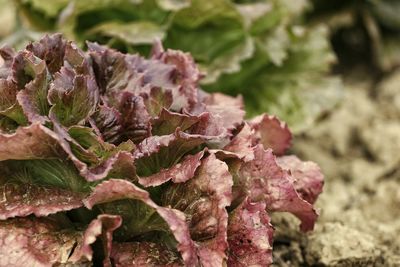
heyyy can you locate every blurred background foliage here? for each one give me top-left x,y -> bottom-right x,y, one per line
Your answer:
0,0 -> 347,133
3,1 -> 400,131
308,0 -> 400,77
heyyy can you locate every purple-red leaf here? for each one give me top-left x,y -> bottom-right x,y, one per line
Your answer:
0,217 -> 84,266
0,79 -> 27,125
138,150 -> 205,187
118,92 -> 151,143
151,41 -> 200,110
277,155 -> 324,205
51,119 -> 136,181
26,33 -> 67,74
239,145 -> 318,231
0,79 -> 18,113
134,130 -> 206,177
250,114 -> 292,156
90,104 -> 122,143
204,93 -> 245,133
222,123 -> 255,162
11,51 -> 51,124
83,179 -> 199,266
0,123 -> 62,160
0,183 -> 84,220
162,154 -> 233,267
141,87 -> 173,117
110,242 -> 183,267
48,65 -> 99,127
151,108 -> 207,136
69,214 -> 122,266
228,199 -> 274,267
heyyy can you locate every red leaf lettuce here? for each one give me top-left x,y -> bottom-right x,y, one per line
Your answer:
0,34 -> 323,266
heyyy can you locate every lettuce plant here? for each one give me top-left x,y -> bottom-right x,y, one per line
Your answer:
0,34 -> 323,266
6,0 -> 342,132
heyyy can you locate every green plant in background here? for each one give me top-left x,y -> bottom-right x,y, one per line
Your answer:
0,0 -> 16,38
4,0 -> 342,132
309,0 -> 400,73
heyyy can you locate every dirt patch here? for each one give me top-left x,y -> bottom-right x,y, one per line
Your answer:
272,71 -> 400,266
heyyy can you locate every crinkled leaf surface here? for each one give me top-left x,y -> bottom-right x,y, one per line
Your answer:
238,146 -> 318,231
250,114 -> 292,156
83,179 -> 199,266
69,214 -> 122,266
138,150 -> 205,187
162,153 -> 233,266
110,242 -> 183,267
0,34 -> 324,267
0,123 -> 62,160
227,199 -> 274,267
0,217 -> 84,266
277,155 -> 324,205
0,183 -> 84,220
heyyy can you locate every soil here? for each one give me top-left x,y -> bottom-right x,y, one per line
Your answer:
271,70 -> 400,266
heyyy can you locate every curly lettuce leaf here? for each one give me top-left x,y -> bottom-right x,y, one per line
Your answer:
0,78 -> 27,125
0,123 -> 62,160
205,25 -> 342,132
0,215 -> 121,266
0,217 -> 86,266
69,214 -> 122,266
83,179 -> 199,266
277,155 -> 324,205
133,130 -> 206,177
138,150 -> 205,187
250,114 -> 292,156
227,198 -> 274,266
237,145 -> 318,231
0,183 -> 84,220
162,153 -> 233,266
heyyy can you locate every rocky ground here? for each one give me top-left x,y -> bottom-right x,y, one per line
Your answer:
271,70 -> 400,266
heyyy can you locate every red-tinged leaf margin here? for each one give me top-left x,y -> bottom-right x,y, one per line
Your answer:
190,153 -> 233,267
204,93 -> 245,133
0,217 -> 82,266
160,153 -> 233,267
250,114 -> 292,156
0,122 -> 62,160
277,155 -> 324,205
151,41 -> 200,110
83,179 -> 199,266
222,123 -> 255,162
51,118 -> 136,182
0,183 -> 84,220
240,145 -> 318,232
69,214 -> 122,267
138,150 -> 205,187
227,198 -> 274,267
